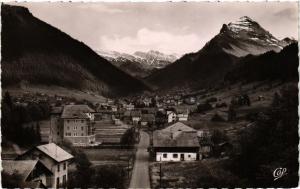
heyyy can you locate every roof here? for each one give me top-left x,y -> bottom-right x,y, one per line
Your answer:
162,122 -> 195,133
2,160 -> 39,181
153,130 -> 200,148
141,114 -> 155,122
50,106 -> 63,114
61,105 -> 94,119
131,110 -> 141,117
36,143 -> 73,162
124,110 -> 131,117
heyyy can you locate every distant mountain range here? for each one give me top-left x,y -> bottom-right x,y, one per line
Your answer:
1,4 -> 149,96
2,5 -> 297,96
146,16 -> 297,91
97,50 -> 178,78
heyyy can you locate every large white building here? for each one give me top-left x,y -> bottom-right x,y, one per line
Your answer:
50,105 -> 96,146
152,122 -> 200,162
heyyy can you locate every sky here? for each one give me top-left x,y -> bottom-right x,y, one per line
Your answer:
10,2 -> 299,56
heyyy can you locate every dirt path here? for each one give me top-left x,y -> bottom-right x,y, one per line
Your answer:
129,131 -> 151,189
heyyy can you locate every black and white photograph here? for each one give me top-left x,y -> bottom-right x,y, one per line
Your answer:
1,1 -> 299,188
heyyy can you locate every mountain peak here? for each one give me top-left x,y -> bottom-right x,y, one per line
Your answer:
227,16 -> 260,34
204,16 -> 293,57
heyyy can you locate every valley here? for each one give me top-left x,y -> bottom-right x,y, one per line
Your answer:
1,3 -> 298,189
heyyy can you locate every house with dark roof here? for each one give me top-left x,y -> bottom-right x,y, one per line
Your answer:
152,127 -> 200,161
17,143 -> 73,188
141,114 -> 155,127
2,160 -> 52,188
131,110 -> 142,124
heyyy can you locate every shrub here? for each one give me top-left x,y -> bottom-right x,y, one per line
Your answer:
211,113 -> 225,122
197,103 -> 213,113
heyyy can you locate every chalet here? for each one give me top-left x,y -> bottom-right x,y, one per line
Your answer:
152,130 -> 200,162
131,110 -> 142,124
2,160 -> 52,188
176,109 -> 189,121
122,110 -> 132,123
94,109 -> 113,121
198,129 -> 213,158
142,98 -> 151,107
141,114 -> 155,127
61,105 -> 96,146
124,103 -> 135,111
17,143 -> 73,188
167,111 -> 177,123
110,105 -> 118,112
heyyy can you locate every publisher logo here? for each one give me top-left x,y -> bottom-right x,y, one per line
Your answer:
273,168 -> 287,181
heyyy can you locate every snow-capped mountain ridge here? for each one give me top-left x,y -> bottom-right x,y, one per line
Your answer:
211,16 -> 296,57
97,50 -> 179,69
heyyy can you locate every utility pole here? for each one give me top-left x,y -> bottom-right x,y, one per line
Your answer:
159,156 -> 162,188
128,157 -> 130,180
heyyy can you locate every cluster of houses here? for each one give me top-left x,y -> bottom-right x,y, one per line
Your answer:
44,98 -> 191,147
2,143 -> 73,188
150,122 -> 213,161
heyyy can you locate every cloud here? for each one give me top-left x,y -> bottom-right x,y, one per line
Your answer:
76,4 -> 124,14
99,28 -> 203,55
274,8 -> 298,20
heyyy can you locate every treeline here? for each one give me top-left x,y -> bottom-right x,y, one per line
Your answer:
2,4 -> 148,96
1,92 -> 50,146
61,141 -> 127,189
229,84 -> 299,187
225,43 -> 299,83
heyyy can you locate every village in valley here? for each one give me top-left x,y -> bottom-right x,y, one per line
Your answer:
2,79 -> 296,188
1,2 -> 298,189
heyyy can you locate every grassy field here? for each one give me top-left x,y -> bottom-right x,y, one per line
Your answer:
149,158 -> 238,188
5,85 -> 107,103
82,148 -> 136,162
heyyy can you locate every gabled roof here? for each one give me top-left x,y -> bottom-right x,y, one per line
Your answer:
50,106 -> 63,114
2,160 -> 39,181
61,105 -> 94,119
131,110 -> 141,117
153,130 -> 199,148
141,114 -> 155,122
123,110 -> 131,117
161,122 -> 195,133
36,143 -> 73,162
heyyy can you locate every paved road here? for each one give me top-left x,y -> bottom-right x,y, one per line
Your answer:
129,131 -> 151,189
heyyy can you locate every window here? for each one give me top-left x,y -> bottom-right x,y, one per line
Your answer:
56,177 -> 60,188
81,127 -> 84,131
163,154 -> 167,158
173,154 -> 178,158
62,175 -> 66,187
57,132 -> 59,135
67,126 -> 69,130
81,120 -> 84,123
74,126 -> 77,130
67,120 -> 70,123
81,133 -> 84,136
63,162 -> 66,170
57,164 -> 60,172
